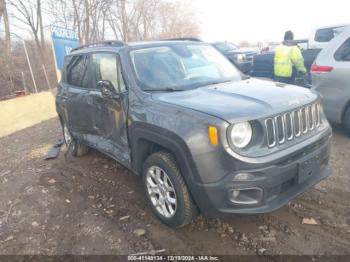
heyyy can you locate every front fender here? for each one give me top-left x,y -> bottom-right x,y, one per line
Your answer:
129,122 -> 219,214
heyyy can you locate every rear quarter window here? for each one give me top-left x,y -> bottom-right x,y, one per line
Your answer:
62,56 -> 72,82
334,37 -> 350,61
66,55 -> 89,87
315,28 -> 336,42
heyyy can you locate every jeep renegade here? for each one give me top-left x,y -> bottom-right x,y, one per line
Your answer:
56,40 -> 332,228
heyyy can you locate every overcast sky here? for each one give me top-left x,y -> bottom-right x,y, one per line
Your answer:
193,0 -> 349,44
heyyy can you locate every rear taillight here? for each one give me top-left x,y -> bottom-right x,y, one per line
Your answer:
311,63 -> 333,73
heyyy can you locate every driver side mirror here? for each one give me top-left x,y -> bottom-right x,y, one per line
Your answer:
97,80 -> 118,98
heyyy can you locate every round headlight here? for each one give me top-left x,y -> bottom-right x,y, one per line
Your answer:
230,122 -> 252,148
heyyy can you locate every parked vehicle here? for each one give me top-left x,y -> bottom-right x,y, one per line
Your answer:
56,40 -> 332,228
212,41 -> 257,73
309,24 -> 350,49
311,29 -> 350,134
251,24 -> 350,80
251,44 -> 321,80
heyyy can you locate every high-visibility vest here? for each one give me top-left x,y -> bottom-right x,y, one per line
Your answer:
274,44 -> 307,78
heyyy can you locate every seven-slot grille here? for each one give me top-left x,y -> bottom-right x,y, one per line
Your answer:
265,103 -> 321,147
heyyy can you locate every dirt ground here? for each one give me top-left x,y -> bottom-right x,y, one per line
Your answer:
0,118 -> 349,255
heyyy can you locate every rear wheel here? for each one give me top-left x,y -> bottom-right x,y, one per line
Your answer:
142,151 -> 198,228
344,106 -> 350,135
63,123 -> 72,145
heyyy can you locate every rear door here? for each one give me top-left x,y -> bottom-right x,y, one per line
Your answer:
65,54 -> 95,138
312,35 -> 350,123
89,52 -> 130,166
332,37 -> 350,120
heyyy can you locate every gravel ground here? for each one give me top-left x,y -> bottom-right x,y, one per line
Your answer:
0,118 -> 349,255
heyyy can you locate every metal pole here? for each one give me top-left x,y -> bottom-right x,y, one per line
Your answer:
22,39 -> 38,93
42,64 -> 51,89
21,71 -> 27,93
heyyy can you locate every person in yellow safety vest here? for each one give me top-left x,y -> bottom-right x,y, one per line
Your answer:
274,30 -> 307,84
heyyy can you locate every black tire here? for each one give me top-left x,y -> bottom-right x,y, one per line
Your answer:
344,106 -> 350,135
61,121 -> 89,157
142,151 -> 198,228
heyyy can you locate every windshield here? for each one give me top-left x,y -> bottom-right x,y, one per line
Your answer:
130,44 -> 242,91
214,42 -> 238,52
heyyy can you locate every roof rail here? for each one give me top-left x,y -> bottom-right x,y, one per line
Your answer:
161,37 -> 202,42
71,40 -> 126,52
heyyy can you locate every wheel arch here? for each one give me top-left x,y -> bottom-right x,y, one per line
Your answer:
129,123 -> 212,212
129,123 -> 200,183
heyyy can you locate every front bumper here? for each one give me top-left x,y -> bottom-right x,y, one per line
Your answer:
195,134 -> 331,216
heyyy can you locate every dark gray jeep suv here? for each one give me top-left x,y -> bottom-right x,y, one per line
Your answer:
56,40 -> 332,228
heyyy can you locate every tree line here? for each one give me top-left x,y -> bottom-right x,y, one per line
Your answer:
0,0 -> 200,98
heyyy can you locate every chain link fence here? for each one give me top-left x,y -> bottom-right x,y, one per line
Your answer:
0,37 -> 58,100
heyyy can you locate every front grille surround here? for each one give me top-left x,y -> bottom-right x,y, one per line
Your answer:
265,103 -> 322,148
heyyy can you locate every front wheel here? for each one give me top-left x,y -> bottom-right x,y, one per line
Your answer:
142,151 -> 198,228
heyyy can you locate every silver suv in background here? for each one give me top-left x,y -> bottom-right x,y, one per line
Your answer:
311,29 -> 350,133
309,24 -> 350,50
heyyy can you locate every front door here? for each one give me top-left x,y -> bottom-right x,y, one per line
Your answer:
65,54 -> 95,138
89,52 -> 130,166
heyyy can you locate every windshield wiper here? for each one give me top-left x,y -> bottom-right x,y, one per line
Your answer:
204,79 -> 233,86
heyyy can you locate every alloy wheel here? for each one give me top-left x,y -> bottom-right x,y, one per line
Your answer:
146,166 -> 177,218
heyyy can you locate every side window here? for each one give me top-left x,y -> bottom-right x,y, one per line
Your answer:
67,55 -> 89,87
334,38 -> 350,62
92,53 -> 126,93
315,28 -> 335,42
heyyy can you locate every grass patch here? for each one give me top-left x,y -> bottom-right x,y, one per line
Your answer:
0,91 -> 57,138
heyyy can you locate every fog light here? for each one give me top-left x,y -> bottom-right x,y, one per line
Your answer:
229,188 -> 263,205
232,190 -> 240,198
233,173 -> 255,181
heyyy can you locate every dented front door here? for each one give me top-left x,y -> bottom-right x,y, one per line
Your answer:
89,52 -> 130,166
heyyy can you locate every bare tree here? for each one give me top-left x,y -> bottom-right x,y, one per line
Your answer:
47,0 -> 73,29
48,0 -> 107,44
8,0 -> 45,63
37,0 -> 45,50
104,0 -> 199,42
155,0 -> 200,39
0,0 -> 14,92
0,0 -> 11,52
0,0 -> 3,18
83,0 -> 90,43
0,0 -> 201,97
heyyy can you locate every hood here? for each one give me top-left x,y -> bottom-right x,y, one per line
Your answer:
152,78 -> 318,123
